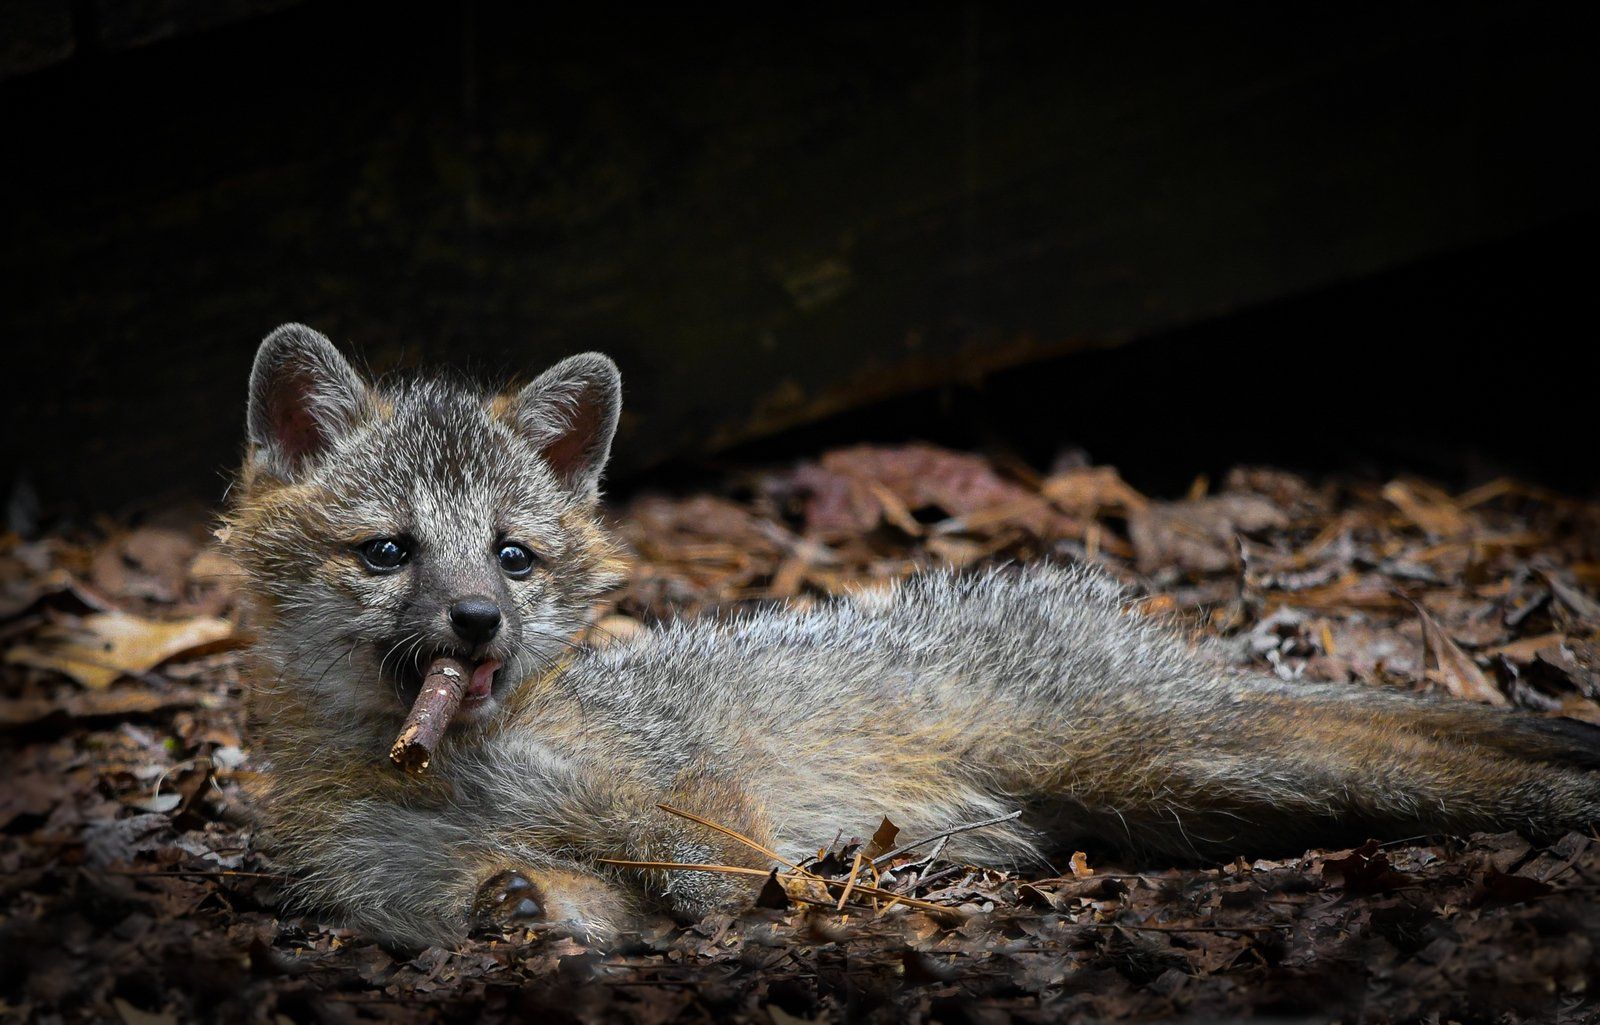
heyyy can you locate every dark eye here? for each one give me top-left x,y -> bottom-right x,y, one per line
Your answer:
497,542 -> 536,578
357,537 -> 410,573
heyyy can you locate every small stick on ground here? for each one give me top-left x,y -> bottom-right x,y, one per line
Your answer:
871,809 -> 1023,868
597,857 -> 961,920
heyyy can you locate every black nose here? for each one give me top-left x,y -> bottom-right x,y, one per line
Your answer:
449,597 -> 502,644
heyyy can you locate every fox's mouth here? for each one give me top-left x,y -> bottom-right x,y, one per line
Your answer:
384,644 -> 505,718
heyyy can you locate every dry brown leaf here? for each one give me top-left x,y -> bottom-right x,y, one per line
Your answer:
1557,695 -> 1600,725
1411,601 -> 1506,706
113,998 -> 179,1025
1482,632 -> 1565,662
866,817 -> 901,859
6,611 -> 235,689
1129,495 -> 1290,575
1069,851 -> 1094,879
1261,572 -> 1409,613
1383,480 -> 1472,539
0,685 -> 214,727
1040,466 -> 1149,516
793,444 -> 1076,540
1544,571 -> 1600,633
91,526 -> 200,603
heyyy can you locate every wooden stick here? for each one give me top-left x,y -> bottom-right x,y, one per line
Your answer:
389,656 -> 471,775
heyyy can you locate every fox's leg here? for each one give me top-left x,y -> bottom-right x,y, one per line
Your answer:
266,797 -> 632,947
471,747 -> 780,922
472,863 -> 634,942
604,767 -> 778,921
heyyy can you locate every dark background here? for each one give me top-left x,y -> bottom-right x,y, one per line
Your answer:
2,1 -> 1595,510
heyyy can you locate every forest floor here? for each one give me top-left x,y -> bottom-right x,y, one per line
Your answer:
4,443 -> 1600,1024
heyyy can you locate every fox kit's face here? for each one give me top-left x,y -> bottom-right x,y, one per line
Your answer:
228,326 -> 622,729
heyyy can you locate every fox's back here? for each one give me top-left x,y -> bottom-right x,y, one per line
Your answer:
500,564 -> 1237,861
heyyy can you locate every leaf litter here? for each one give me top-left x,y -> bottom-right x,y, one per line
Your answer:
4,450 -> 1600,1023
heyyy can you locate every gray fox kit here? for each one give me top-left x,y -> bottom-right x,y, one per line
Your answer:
228,324 -> 1600,949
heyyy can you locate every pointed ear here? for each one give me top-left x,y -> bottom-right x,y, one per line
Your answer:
247,324 -> 370,477
510,352 -> 622,500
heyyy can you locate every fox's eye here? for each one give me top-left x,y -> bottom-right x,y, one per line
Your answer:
357,537 -> 410,573
497,543 -> 536,578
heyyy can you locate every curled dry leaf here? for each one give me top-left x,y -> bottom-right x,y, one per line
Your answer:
1069,851 -> 1094,879
1411,601 -> 1507,706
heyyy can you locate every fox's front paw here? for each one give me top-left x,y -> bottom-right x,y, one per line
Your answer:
473,869 -> 546,931
472,867 -> 633,946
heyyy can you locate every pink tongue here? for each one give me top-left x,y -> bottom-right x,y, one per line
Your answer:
467,659 -> 501,700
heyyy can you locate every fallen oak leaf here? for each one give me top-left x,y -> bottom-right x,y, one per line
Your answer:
5,611 -> 236,689
866,817 -> 901,859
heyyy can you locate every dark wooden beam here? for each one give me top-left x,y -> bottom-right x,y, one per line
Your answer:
1,3 -> 1594,506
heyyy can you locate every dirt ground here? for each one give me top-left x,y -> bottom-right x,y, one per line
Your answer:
4,444 -> 1600,1024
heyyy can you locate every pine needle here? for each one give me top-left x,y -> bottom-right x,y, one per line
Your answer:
597,858 -> 773,877
836,848 -> 868,910
656,803 -> 809,873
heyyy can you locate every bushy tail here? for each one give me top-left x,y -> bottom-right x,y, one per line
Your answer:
1285,680 -> 1600,771
1013,680 -> 1600,863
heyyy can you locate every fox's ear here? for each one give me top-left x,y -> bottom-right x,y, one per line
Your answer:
247,324 -> 370,477
511,352 -> 622,500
